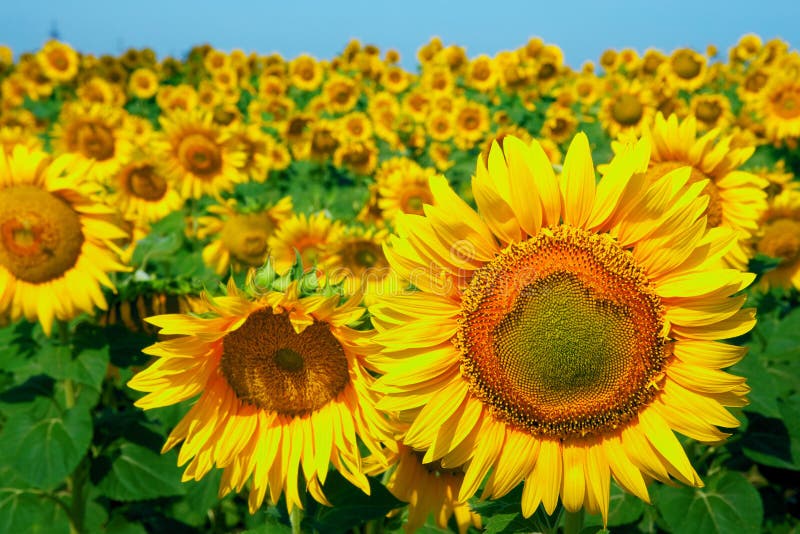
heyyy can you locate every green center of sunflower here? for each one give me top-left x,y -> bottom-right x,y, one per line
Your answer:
178,133 -> 222,177
220,309 -> 350,416
124,164 -> 168,200
0,186 -> 84,283
672,50 -> 702,79
611,94 -> 644,126
456,225 -> 666,438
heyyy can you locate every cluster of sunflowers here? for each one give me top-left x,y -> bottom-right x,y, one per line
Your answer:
0,34 -> 798,533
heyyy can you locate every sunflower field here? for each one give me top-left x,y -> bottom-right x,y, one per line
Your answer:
0,34 -> 799,534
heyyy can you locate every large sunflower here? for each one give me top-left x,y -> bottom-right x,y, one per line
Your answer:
0,146 -> 128,335
368,133 -> 755,523
635,113 -> 768,269
128,278 -> 390,513
156,109 -> 246,199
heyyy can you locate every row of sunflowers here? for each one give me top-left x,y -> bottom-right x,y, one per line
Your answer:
0,34 -> 798,533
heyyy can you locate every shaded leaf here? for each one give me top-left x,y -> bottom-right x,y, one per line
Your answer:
95,442 -> 186,501
310,471 -> 403,534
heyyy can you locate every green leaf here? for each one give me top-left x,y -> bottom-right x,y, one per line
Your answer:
309,471 -> 403,534
584,482 -> 645,527
0,488 -> 70,534
94,442 -> 186,501
0,406 -> 92,490
742,396 -> 800,470
732,354 -> 781,418
472,485 -> 561,533
655,471 -> 764,534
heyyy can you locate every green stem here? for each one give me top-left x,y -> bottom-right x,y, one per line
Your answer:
58,321 -> 75,409
290,506 -> 304,534
563,509 -> 585,534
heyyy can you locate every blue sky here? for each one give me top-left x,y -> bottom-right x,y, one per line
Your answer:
2,0 -> 797,69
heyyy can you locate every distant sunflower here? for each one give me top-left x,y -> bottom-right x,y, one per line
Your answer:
198,197 -> 293,275
111,157 -> 183,227
599,79 -> 655,138
268,212 -> 343,274
323,74 -> 360,114
36,40 -> 79,82
639,113 -> 768,269
690,93 -> 734,132
661,48 -> 707,91
128,279 -> 389,513
157,110 -> 246,199
333,140 -> 378,176
541,104 -> 578,144
377,162 -> 438,221
756,191 -> 800,291
369,133 -> 754,523
466,55 -> 498,93
0,125 -> 43,155
453,101 -> 490,149
324,226 -> 400,305
289,54 -> 324,91
758,74 -> 800,143
50,103 -> 133,182
128,67 -> 159,99
0,146 -> 128,335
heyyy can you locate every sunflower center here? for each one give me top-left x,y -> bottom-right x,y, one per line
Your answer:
403,193 -> 427,214
75,122 -> 115,161
456,225 -> 666,438
125,164 -> 168,200
695,100 -> 722,124
0,186 -> 84,283
220,213 -> 274,266
220,309 -> 350,416
648,161 -> 724,228
672,50 -> 702,79
178,133 -> 222,176
757,218 -> 800,263
770,87 -> 800,119
611,94 -> 643,126
48,51 -> 69,71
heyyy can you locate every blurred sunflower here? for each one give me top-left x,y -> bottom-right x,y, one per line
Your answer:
128,278 -> 389,513
638,113 -> 768,269
690,93 -> 734,132
0,146 -> 128,335
466,55 -> 498,93
453,101 -> 490,149
268,212 -> 343,274
599,79 -> 655,138
50,103 -> 133,182
36,40 -> 79,82
756,190 -> 800,291
661,48 -> 707,91
198,197 -> 293,275
111,157 -> 183,227
333,140 -> 379,176
323,74 -> 360,114
289,54 -> 324,91
541,104 -> 578,145
377,161 -> 438,221
369,133 -> 754,523
157,109 -> 246,199
758,73 -> 800,143
128,67 -> 159,99
324,226 -> 400,305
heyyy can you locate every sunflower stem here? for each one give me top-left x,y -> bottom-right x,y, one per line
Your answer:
563,509 -> 584,534
289,506 -> 304,534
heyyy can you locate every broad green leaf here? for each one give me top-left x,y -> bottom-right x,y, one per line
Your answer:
95,442 -> 186,501
309,471 -> 403,534
584,482 -> 645,527
733,353 -> 781,418
656,471 -> 763,534
0,488 -> 70,534
742,396 -> 800,470
0,406 -> 92,490
472,485 -> 561,533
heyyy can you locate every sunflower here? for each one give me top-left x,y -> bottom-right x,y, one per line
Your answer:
77,76 -> 124,107
127,276 -> 390,514
333,140 -> 378,176
428,142 -> 455,172
638,113 -> 768,269
268,212 -> 343,274
0,146 -> 128,335
755,190 -> 800,291
690,93 -> 734,132
198,197 -> 293,275
599,79 -> 656,138
230,123 -> 273,182
426,112 -> 454,142
380,65 -> 411,94
128,67 -> 159,99
323,226 -> 401,305
758,73 -> 800,144
466,55 -> 499,93
0,125 -> 43,155
453,101 -> 490,150
368,133 -> 755,524
661,48 -> 708,91
110,156 -> 184,227
541,104 -> 578,145
335,112 -> 374,143
323,74 -> 360,115
377,161 -> 438,221
36,40 -> 79,82
50,103 -> 133,182
288,54 -> 324,91
368,443 -> 482,534
156,109 -> 246,199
